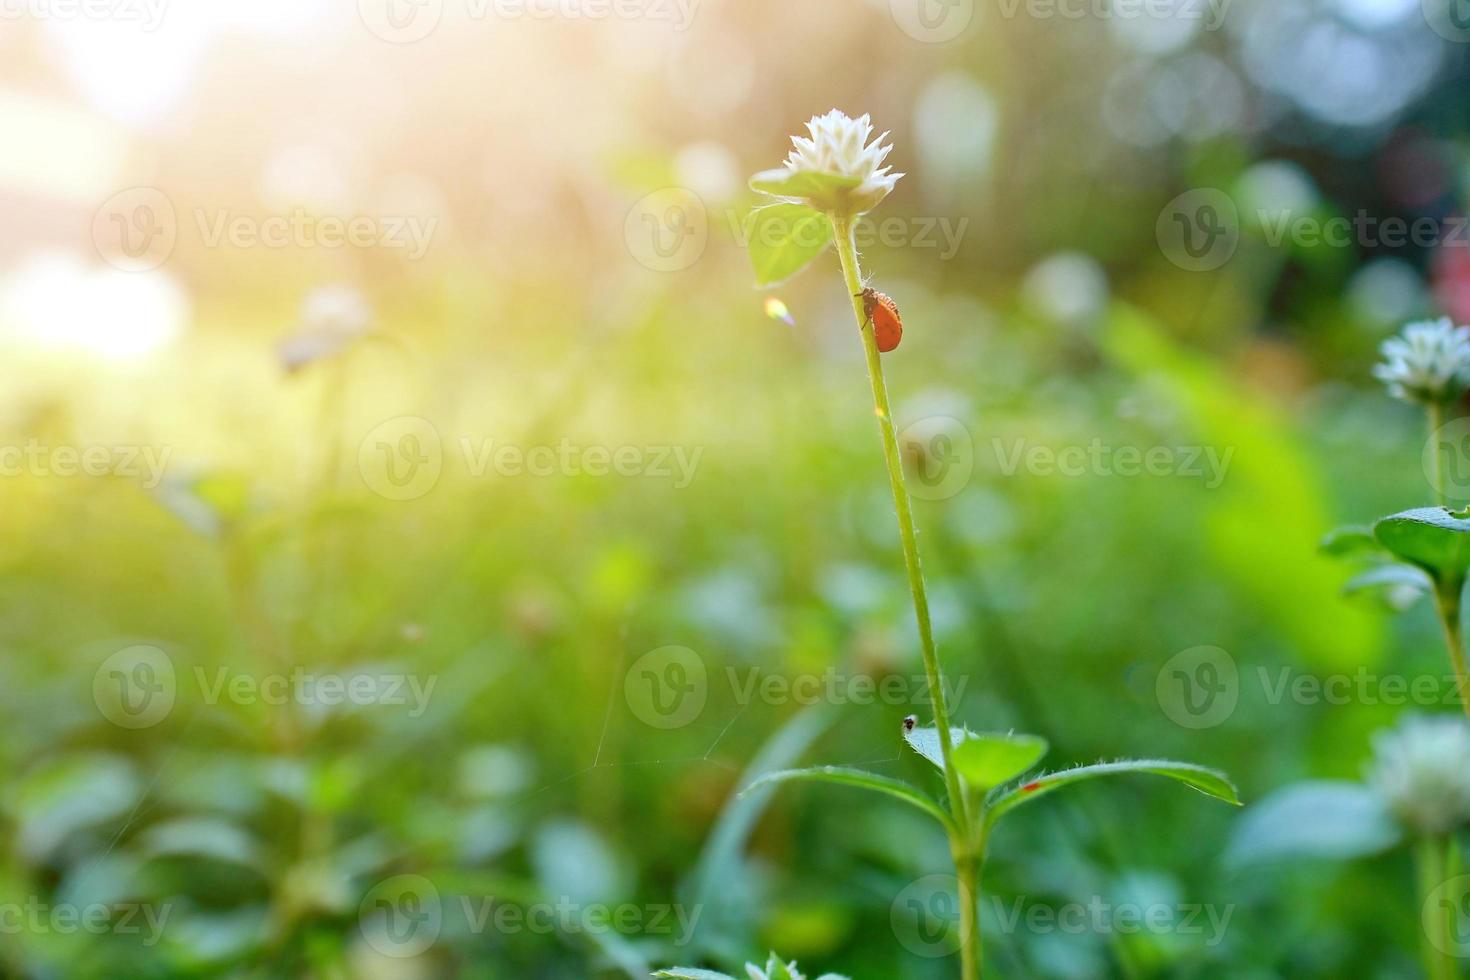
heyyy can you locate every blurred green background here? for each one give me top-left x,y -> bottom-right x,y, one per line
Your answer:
1,0 -> 1469,976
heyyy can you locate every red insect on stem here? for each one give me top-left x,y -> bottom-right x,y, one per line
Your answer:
860,287 -> 903,353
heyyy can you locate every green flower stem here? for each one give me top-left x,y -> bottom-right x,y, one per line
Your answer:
1418,834 -> 1454,980
831,214 -> 979,980
1432,579 -> 1470,720
1429,401 -> 1446,508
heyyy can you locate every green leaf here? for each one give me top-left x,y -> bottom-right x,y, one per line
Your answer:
1223,781 -> 1401,868
951,733 -> 1049,791
746,204 -> 832,286
749,168 -> 862,202
742,766 -> 955,832
655,970 -> 736,980
986,759 -> 1240,827
1374,507 -> 1470,584
1342,563 -> 1432,611
1319,525 -> 1381,559
902,724 -> 974,772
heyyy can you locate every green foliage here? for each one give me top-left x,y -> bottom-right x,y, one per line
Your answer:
657,952 -> 850,980
746,204 -> 833,286
1374,507 -> 1470,587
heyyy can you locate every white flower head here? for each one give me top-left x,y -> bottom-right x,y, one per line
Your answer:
755,109 -> 903,217
1365,714 -> 1470,836
1372,316 -> 1470,404
279,284 -> 374,374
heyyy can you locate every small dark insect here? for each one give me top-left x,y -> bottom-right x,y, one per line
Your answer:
861,287 -> 903,353
902,715 -> 918,732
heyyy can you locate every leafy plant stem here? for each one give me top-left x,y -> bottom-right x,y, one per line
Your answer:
1432,579 -> 1470,720
1418,833 -> 1454,980
831,213 -> 977,977
1429,401 -> 1446,507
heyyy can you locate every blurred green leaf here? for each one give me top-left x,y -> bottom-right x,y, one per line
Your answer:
1224,781 -> 1401,868
987,760 -> 1240,827
140,817 -> 263,868
747,204 -> 832,286
1319,525 -> 1381,559
11,754 -> 140,862
1342,563 -> 1432,611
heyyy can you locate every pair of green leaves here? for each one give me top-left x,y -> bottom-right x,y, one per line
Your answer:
1323,506 -> 1470,609
744,170 -> 863,286
745,723 -> 1240,840
657,953 -> 847,980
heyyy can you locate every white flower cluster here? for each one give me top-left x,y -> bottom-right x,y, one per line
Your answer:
1372,317 -> 1470,404
1365,714 -> 1470,836
773,109 -> 902,216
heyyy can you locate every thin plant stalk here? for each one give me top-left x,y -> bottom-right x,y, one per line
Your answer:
831,214 -> 980,980
1417,834 -> 1455,980
1432,580 -> 1470,721
1429,401 -> 1446,508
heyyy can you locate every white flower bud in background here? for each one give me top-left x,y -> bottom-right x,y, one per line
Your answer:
1372,316 -> 1470,405
1364,714 -> 1470,836
279,284 -> 374,374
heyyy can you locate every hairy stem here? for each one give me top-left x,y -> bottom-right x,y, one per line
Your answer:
832,214 -> 977,979
1429,401 -> 1446,507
